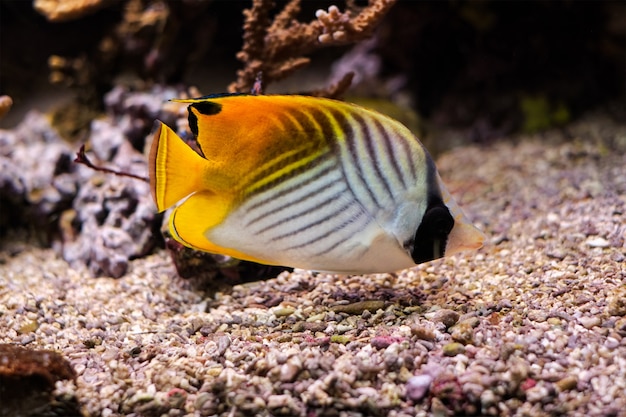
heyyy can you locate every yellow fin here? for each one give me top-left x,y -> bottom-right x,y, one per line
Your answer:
149,121 -> 207,212
170,191 -> 270,264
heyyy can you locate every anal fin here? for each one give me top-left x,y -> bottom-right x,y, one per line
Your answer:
169,191 -> 271,265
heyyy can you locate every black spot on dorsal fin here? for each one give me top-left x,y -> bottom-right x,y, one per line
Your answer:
187,101 -> 222,137
191,101 -> 222,116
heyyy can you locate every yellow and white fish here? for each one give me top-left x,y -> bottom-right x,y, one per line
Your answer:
149,94 -> 484,274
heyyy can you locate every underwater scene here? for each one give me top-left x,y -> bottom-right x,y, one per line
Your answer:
0,1 -> 625,416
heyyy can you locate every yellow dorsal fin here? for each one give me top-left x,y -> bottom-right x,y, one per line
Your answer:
149,122 -> 207,212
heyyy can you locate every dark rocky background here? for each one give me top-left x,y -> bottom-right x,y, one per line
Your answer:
2,1 -> 624,137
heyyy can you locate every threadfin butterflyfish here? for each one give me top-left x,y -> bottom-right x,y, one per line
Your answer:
149,94 -> 484,274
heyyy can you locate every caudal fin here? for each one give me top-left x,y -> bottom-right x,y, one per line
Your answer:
149,122 -> 207,212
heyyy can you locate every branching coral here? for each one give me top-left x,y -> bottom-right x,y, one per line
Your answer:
229,0 -> 397,94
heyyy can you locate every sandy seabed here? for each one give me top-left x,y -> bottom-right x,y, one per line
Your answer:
1,115 -> 625,417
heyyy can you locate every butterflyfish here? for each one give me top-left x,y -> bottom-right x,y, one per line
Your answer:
149,94 -> 484,274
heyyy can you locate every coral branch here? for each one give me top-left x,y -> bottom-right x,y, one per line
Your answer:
34,0 -> 115,22
229,0 -> 397,94
74,144 -> 149,182
310,71 -> 355,99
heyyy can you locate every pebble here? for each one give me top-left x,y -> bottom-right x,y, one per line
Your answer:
406,374 -> 432,401
585,237 -> 610,248
411,325 -> 437,341
525,384 -> 550,403
579,316 -> 602,329
607,296 -> 626,317
273,307 -> 295,317
614,317 -> 626,336
450,320 -> 477,345
555,376 -> 578,391
267,394 -> 296,410
371,335 -> 405,349
442,343 -> 465,357
427,309 -> 460,329
280,357 -> 302,382
480,389 -> 496,407
331,300 -> 386,315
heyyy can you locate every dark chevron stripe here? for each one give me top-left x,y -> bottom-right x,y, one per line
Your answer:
243,108 -> 328,198
374,118 -> 407,189
330,109 -> 381,208
244,158 -> 338,216
311,209 -> 368,256
270,200 -> 355,242
355,112 -> 394,201
244,149 -> 331,199
244,143 -> 322,193
253,186 -> 348,235
286,205 -> 367,252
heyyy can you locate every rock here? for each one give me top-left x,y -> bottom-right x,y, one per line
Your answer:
0,344 -> 77,416
371,335 -> 404,349
279,356 -> 302,382
90,119 -> 127,161
585,237 -> 610,248
450,319 -> 478,345
555,376 -> 577,391
608,295 -> 626,316
442,343 -> 465,357
614,317 -> 626,337
62,159 -> 158,278
427,309 -> 460,329
578,316 -> 601,329
0,111 -> 79,235
0,105 -> 164,278
406,374 -> 432,401
331,300 -> 386,315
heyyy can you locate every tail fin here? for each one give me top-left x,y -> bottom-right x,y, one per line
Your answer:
149,122 -> 207,212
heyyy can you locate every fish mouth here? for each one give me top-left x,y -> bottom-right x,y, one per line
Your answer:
445,220 -> 485,257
